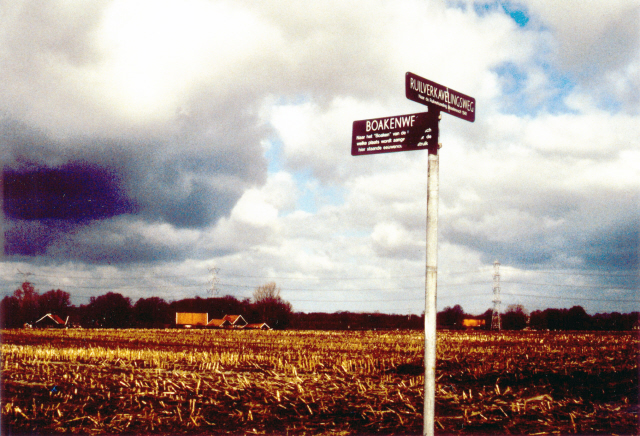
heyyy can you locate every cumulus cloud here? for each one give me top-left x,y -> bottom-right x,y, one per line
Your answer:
1,0 -> 638,314
523,0 -> 640,112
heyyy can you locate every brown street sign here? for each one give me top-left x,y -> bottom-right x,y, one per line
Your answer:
351,111 -> 439,156
406,72 -> 475,122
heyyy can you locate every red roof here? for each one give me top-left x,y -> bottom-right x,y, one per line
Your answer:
35,313 -> 66,326
222,315 -> 247,326
206,318 -> 230,328
245,323 -> 271,330
50,314 -> 65,324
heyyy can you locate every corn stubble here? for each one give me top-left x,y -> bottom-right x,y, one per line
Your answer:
1,329 -> 637,435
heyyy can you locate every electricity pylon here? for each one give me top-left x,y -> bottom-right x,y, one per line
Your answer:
491,260 -> 501,330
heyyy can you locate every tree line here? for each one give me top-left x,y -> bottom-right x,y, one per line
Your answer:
438,304 -> 639,331
0,281 -> 293,330
1,281 -> 637,331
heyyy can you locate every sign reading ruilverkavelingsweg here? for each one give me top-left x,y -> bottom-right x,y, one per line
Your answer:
406,72 -> 475,122
351,111 -> 439,156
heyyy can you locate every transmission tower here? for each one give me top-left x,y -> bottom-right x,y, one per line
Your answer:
17,269 -> 34,281
491,260 -> 501,330
208,266 -> 220,298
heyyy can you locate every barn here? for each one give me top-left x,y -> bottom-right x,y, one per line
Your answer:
222,314 -> 248,328
244,323 -> 271,330
177,313 -> 255,329
206,318 -> 230,328
34,313 -> 67,328
462,318 -> 486,328
175,312 -> 208,328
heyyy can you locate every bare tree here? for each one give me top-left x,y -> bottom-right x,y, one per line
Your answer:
252,282 -> 292,329
502,304 -> 528,330
253,282 -> 281,303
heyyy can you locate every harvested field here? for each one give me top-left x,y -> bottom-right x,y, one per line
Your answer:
1,329 -> 637,435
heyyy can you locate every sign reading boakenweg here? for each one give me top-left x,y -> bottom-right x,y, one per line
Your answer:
406,72 -> 475,122
351,111 -> 439,156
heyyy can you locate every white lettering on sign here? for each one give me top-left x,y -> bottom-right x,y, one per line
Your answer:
366,115 -> 416,132
409,78 -> 474,114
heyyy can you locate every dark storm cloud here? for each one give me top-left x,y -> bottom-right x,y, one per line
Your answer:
444,212 -> 639,274
1,0 -> 271,263
443,227 -> 554,268
43,218 -> 190,264
4,220 -> 66,256
1,102 -> 268,263
4,217 -> 191,263
582,223 -> 639,272
3,163 -> 136,221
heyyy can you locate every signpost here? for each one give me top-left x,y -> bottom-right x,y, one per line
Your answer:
351,72 -> 475,436
351,111 -> 439,156
406,72 -> 476,123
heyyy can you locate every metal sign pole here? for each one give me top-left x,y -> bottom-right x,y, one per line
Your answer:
423,141 -> 439,436
352,71 -> 474,436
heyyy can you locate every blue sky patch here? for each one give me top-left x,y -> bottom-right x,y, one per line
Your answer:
292,169 -> 344,214
492,61 -> 577,115
469,1 -> 529,27
501,2 -> 529,27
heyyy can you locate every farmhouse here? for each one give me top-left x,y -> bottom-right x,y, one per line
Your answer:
176,313 -> 259,329
462,318 -> 486,329
244,322 -> 271,330
206,318 -> 230,328
222,314 -> 248,328
34,313 -> 68,328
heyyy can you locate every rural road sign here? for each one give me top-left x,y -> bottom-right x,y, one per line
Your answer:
406,72 -> 475,122
351,111 -> 439,156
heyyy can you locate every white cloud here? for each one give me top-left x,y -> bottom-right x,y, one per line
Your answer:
2,0 -> 638,315
524,0 -> 640,112
95,0 -> 282,121
228,171 -> 297,228
371,222 -> 422,259
525,0 -> 639,73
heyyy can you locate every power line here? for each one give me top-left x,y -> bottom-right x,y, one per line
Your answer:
0,280 -> 487,292
2,286 -> 637,304
6,267 -> 637,292
9,268 -> 492,282
502,292 -> 640,303
8,279 -> 633,293
15,267 -> 638,281
515,270 -> 639,278
502,281 -> 638,290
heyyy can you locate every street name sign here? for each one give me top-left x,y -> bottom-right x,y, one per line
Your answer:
351,111 -> 439,156
406,72 -> 475,122
350,71 -> 476,436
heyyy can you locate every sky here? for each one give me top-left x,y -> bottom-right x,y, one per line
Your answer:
1,0 -> 638,316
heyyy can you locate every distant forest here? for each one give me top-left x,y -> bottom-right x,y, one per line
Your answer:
1,281 -> 638,331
